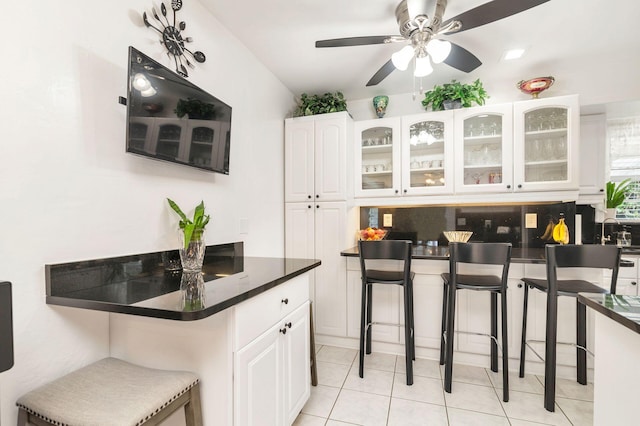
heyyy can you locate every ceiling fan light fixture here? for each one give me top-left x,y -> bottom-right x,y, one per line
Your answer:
132,73 -> 152,91
391,45 -> 415,71
426,39 -> 451,64
414,55 -> 433,77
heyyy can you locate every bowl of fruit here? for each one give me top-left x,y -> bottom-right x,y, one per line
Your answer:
358,227 -> 387,241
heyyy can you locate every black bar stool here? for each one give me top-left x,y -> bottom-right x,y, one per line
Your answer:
519,244 -> 621,412
358,240 -> 415,385
441,242 -> 512,402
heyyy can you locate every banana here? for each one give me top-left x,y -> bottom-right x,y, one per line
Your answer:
540,219 -> 555,240
552,218 -> 569,244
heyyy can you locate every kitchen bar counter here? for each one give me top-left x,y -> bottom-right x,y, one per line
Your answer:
341,246 -> 547,263
46,242 -> 320,320
578,293 -> 640,425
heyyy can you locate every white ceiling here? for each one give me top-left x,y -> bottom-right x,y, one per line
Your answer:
199,0 -> 640,102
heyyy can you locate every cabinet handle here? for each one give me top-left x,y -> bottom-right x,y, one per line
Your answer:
308,195 -> 312,199
316,205 -> 319,209
599,188 -> 604,192
280,327 -> 287,335
308,205 -> 312,209
285,322 -> 292,328
517,184 -> 522,189
403,189 -> 407,194
632,282 -> 637,286
316,194 -> 319,198
517,283 -> 523,288
506,185 -> 511,189
395,189 -> 399,194
281,298 -> 289,304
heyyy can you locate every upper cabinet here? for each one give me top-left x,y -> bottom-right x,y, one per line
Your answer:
578,113 -> 607,198
401,111 -> 455,196
453,104 -> 514,193
354,118 -> 401,198
285,112 -> 352,203
513,94 -> 580,192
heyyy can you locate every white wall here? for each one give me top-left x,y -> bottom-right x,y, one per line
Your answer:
0,0 -> 294,423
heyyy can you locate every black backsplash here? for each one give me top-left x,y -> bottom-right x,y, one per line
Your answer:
360,202 -> 576,249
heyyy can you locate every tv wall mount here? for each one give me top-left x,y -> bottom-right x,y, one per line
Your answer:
142,0 -> 206,77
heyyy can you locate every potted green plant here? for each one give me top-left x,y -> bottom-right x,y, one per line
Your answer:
167,198 -> 210,272
174,98 -> 216,119
293,92 -> 348,117
606,179 -> 632,209
421,79 -> 488,111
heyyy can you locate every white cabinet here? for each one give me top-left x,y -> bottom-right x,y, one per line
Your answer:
401,111 -> 455,195
234,276 -> 311,426
285,112 -> 352,203
354,118 -> 402,198
578,114 -> 607,197
453,104 -> 514,193
513,94 -> 580,192
285,202 -> 354,338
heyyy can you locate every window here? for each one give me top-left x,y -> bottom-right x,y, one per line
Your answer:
608,117 -> 640,220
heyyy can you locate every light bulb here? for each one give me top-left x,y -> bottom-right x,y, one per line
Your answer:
132,73 -> 151,91
426,39 -> 452,64
414,55 -> 433,77
391,46 -> 415,71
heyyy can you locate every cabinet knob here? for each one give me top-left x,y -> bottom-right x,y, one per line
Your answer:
506,185 -> 511,189
316,194 -> 319,198
517,184 -> 522,189
403,189 -> 407,194
395,189 -> 399,194
599,188 -> 604,192
316,205 -> 319,209
517,283 -> 523,288
279,327 -> 287,335
308,205 -> 312,209
632,282 -> 637,286
285,322 -> 292,328
281,298 -> 289,304
308,195 -> 312,199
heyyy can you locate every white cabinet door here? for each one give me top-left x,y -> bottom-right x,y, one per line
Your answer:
453,104 -> 514,193
285,203 -> 315,260
401,111 -> 455,196
315,114 -> 349,201
283,302 -> 311,425
354,118 -> 402,198
285,120 -> 315,202
513,94 -> 580,192
578,114 -> 606,196
235,323 -> 283,426
313,202 -> 348,337
412,273 -> 446,349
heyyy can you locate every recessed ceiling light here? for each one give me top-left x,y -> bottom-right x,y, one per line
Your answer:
503,48 -> 526,61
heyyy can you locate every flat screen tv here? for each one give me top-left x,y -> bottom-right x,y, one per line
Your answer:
125,46 -> 231,174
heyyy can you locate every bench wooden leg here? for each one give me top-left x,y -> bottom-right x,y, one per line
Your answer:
185,383 -> 204,426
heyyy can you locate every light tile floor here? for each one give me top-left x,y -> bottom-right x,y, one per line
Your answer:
295,345 -> 593,426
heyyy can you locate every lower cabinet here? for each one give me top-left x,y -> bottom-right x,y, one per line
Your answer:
234,300 -> 310,426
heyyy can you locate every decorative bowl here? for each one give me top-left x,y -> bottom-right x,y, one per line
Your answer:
517,76 -> 554,98
443,231 -> 473,243
358,227 -> 387,241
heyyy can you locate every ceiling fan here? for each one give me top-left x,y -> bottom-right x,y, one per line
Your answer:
315,0 -> 551,86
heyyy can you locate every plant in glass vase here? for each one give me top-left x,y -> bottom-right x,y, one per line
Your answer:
167,198 -> 210,272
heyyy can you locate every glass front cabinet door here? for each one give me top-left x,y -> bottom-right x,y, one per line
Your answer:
354,118 -> 401,197
454,104 -> 513,193
401,111 -> 454,196
513,94 -> 579,192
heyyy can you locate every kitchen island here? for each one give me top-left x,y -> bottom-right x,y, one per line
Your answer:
46,242 -> 320,426
578,293 -> 640,426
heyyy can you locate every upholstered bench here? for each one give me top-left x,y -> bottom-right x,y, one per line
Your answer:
16,357 -> 203,426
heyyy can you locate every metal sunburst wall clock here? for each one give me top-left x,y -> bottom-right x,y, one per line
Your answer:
142,0 -> 206,77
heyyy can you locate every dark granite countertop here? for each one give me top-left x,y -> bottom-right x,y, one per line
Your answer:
578,294 -> 640,335
341,246 -> 547,264
342,245 -> 640,264
46,242 -> 320,321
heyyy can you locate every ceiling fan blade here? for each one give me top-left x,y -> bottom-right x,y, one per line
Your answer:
440,0 -> 550,35
443,42 -> 482,73
366,59 -> 396,87
316,36 -> 396,48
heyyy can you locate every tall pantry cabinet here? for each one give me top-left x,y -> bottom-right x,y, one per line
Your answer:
285,112 -> 357,338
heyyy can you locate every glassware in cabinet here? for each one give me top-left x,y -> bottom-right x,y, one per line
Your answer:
401,111 -> 454,195
354,118 -> 401,197
513,94 -> 579,192
454,105 -> 513,193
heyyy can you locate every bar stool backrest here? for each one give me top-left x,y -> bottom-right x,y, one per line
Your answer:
545,244 -> 622,294
449,243 -> 513,289
358,240 -> 412,279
